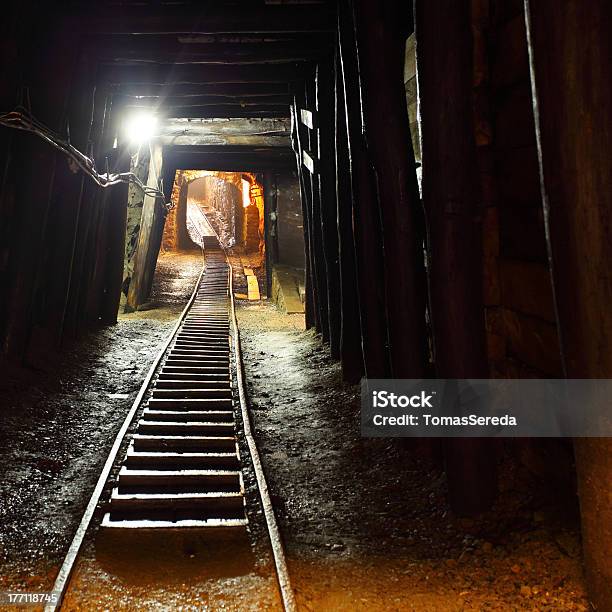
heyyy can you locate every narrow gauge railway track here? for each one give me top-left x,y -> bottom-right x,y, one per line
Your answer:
46,236 -> 296,611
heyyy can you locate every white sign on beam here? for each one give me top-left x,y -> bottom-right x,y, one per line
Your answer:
302,149 -> 317,174
300,108 -> 316,130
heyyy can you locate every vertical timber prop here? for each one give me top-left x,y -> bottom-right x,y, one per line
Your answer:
334,46 -> 364,383
262,172 -> 279,297
1,13 -> 82,361
303,74 -> 330,343
126,144 -> 165,311
415,0 -> 497,515
338,0 -> 391,379
353,0 -> 428,378
80,84 -> 115,329
54,57 -> 97,342
84,92 -> 123,326
524,1 -> 612,607
175,178 -> 191,250
34,49 -> 94,347
0,7 -> 21,347
316,62 -> 342,360
120,144 -> 150,311
87,93 -> 131,326
99,146 -> 130,325
291,93 -> 317,330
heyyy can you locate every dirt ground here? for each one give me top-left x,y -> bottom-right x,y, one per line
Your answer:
0,253 -> 590,611
236,301 -> 590,612
0,251 -> 203,596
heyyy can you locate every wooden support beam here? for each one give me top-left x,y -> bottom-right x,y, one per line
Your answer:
91,40 -> 331,66
291,99 -> 318,330
0,9 -> 22,351
167,144 -> 295,158
82,5 -> 335,35
175,180 -> 191,250
262,173 -> 278,297
75,84 -> 115,332
83,95 -> 132,325
524,1 -> 612,608
99,148 -> 130,324
334,46 -> 364,382
114,82 -> 290,98
127,143 -> 166,310
415,0 -> 496,515
123,94 -> 292,107
338,0 -> 391,378
45,53 -> 97,343
354,0 -> 428,378
316,62 -> 342,359
100,63 -> 306,85
0,13 -> 80,361
145,105 -> 291,119
304,74 -> 330,342
164,151 -> 297,173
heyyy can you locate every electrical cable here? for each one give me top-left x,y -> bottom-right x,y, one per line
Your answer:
0,106 -> 171,208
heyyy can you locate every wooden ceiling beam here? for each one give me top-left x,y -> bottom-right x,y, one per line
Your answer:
100,63 -> 305,85
113,82 -> 290,97
90,39 -> 331,65
164,147 -> 297,172
83,5 -> 335,35
163,105 -> 291,119
122,94 -> 292,107
169,145 -> 293,155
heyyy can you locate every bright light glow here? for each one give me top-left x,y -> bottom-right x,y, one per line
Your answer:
125,112 -> 158,145
242,178 -> 251,208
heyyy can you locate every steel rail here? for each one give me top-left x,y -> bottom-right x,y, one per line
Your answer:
45,254 -> 206,612
45,238 -> 297,611
228,261 -> 298,612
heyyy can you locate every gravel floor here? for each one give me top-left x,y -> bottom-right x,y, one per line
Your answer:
0,253 -> 590,611
0,251 -> 203,594
236,300 -> 589,612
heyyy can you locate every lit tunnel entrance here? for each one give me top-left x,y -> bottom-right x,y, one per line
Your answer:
162,170 -> 265,256
161,169 -> 268,301
118,121 -> 305,313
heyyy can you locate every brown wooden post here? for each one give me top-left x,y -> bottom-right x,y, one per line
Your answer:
126,142 -> 165,310
0,6 -> 24,348
45,52 -> 96,343
291,94 -> 318,330
353,0 -> 428,378
334,45 -> 365,383
84,90 -> 121,326
99,146 -> 130,325
524,1 -> 612,607
70,82 -> 113,335
304,74 -> 331,343
316,61 -> 342,360
262,172 -> 279,298
415,0 -> 497,515
1,12 -> 81,361
338,0 -> 391,379
176,179 -> 190,249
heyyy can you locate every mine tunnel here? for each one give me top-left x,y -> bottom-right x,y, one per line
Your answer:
0,1 -> 611,610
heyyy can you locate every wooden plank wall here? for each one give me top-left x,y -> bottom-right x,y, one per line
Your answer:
0,6 -> 130,363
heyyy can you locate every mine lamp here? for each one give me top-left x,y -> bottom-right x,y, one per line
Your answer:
124,112 -> 158,145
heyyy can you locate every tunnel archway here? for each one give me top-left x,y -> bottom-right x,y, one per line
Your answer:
162,170 -> 265,255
